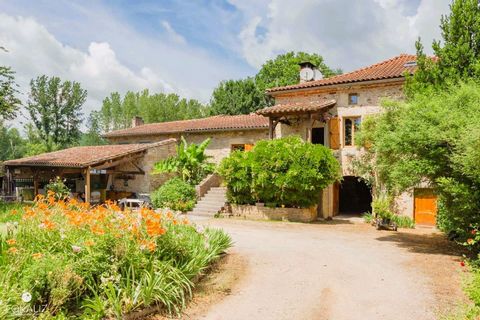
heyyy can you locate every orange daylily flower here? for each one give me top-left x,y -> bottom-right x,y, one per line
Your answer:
40,219 -> 56,231
32,253 -> 43,259
146,219 -> 166,237
7,247 -> 18,254
6,239 -> 16,246
140,239 -> 157,252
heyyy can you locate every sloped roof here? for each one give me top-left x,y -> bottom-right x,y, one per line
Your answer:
103,114 -> 269,138
267,54 -> 419,93
3,139 -> 176,168
256,99 -> 336,116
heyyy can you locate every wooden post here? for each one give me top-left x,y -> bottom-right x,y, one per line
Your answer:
306,114 -> 313,143
268,117 -> 274,139
33,175 -> 39,197
85,167 -> 91,204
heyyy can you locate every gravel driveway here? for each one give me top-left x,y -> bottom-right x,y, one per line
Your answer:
188,217 -> 465,320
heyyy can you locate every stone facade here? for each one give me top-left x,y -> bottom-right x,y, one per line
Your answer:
112,141 -> 176,193
270,80 -> 415,219
107,129 -> 269,165
231,204 -> 318,223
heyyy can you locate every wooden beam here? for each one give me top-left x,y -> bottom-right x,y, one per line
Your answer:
105,170 -> 145,175
91,154 -> 145,170
33,175 -> 39,198
85,167 -> 91,204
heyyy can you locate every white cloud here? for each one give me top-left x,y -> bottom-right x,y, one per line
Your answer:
0,14 -> 175,120
234,0 -> 450,71
161,20 -> 187,45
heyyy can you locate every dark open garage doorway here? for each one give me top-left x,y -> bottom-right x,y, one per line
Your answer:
339,176 -> 372,214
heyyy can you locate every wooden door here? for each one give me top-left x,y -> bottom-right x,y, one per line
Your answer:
414,189 -> 437,226
329,118 -> 340,150
332,182 -> 340,216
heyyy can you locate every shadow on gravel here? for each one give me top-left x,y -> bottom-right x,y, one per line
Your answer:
375,231 -> 465,256
311,219 -> 354,225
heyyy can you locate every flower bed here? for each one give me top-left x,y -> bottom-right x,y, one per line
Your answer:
0,192 -> 232,319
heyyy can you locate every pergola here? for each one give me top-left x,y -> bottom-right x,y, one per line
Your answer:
3,141 -> 174,203
256,99 -> 337,141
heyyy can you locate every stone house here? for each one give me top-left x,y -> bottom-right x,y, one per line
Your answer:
3,54 -> 437,225
103,53 -> 436,225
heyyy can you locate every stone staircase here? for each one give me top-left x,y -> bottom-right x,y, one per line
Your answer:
188,187 -> 227,216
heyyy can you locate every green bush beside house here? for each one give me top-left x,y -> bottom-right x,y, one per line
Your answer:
151,178 -> 196,212
218,136 -> 341,209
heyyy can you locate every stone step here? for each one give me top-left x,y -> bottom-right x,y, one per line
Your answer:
193,205 -> 223,212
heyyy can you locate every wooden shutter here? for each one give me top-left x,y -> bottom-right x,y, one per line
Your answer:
329,117 -> 340,150
244,144 -> 254,151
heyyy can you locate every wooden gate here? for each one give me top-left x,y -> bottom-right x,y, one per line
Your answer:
414,188 -> 437,226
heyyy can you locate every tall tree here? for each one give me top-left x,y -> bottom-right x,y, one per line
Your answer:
255,51 -> 340,92
0,121 -> 25,161
26,75 -> 87,150
209,52 -> 338,116
80,111 -> 107,146
0,47 -> 21,120
407,0 -> 480,94
209,78 -> 266,115
96,90 -> 209,131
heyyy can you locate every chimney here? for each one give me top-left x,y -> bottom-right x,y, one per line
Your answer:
131,116 -> 144,128
299,61 -> 317,83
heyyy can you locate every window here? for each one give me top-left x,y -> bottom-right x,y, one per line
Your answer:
231,144 -> 254,152
343,117 -> 361,146
311,127 -> 325,145
348,93 -> 358,105
231,144 -> 245,152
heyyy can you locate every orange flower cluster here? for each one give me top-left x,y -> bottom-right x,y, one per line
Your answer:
13,194 -> 187,257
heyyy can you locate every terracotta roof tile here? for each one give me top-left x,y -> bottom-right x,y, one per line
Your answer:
267,54 -> 419,93
103,114 -> 269,138
256,99 -> 336,116
4,139 -> 176,168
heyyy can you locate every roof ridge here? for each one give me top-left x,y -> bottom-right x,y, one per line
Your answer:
301,54 -> 415,87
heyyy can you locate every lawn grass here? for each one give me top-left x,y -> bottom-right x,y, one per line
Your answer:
0,202 -> 25,224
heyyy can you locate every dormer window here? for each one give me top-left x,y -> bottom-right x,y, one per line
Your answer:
349,93 -> 358,105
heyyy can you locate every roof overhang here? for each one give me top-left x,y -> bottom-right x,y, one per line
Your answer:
3,139 -> 176,169
256,99 -> 337,117
266,77 -> 406,96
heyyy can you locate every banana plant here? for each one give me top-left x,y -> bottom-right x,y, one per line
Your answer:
152,137 -> 214,185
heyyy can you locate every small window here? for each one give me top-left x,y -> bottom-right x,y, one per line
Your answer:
343,117 -> 361,146
231,144 -> 254,152
349,93 -> 358,105
231,144 -> 245,152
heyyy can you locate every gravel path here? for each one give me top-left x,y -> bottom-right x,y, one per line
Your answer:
189,217 -> 464,320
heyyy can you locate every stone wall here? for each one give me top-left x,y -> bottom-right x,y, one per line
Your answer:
107,129 -> 269,165
112,141 -> 177,194
231,204 -> 318,223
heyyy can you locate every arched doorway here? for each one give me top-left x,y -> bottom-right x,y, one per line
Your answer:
339,176 -> 372,214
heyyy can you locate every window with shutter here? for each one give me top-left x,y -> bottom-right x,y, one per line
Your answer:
329,117 -> 340,150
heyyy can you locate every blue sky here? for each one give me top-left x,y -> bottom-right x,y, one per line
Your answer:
0,0 -> 450,121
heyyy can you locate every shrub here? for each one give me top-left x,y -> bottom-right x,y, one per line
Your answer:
151,178 -> 197,212
0,194 -> 232,318
45,177 -> 70,200
362,212 -> 373,223
153,137 -> 214,185
372,198 -> 415,228
218,136 -> 341,208
216,150 -> 256,205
